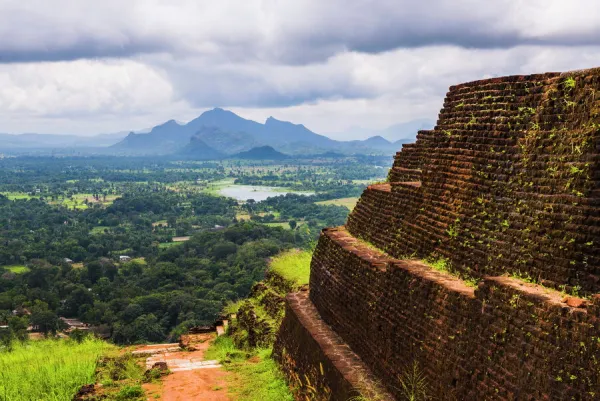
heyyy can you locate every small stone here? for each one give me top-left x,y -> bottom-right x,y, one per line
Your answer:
562,297 -> 586,308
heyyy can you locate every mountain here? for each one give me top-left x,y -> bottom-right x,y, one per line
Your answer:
194,127 -> 259,155
262,117 -> 338,148
177,136 -> 225,160
110,120 -> 195,154
231,146 -> 290,160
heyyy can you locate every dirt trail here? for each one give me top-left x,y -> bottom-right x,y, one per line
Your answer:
140,333 -> 231,401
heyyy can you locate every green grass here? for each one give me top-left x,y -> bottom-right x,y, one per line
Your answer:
269,249 -> 312,286
90,226 -> 110,235
1,192 -> 118,209
205,336 -> 293,401
264,220 -> 306,230
4,265 -> 30,274
203,179 -> 236,194
0,338 -> 114,401
159,242 -> 183,249
315,197 -> 360,210
1,192 -> 37,201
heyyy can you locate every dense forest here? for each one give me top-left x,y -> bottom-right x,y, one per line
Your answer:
0,221 -> 299,344
0,155 -> 388,345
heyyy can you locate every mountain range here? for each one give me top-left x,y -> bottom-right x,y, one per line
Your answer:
111,108 -> 416,156
0,108 -> 432,157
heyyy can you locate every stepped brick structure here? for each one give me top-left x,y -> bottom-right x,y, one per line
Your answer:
274,69 -> 600,400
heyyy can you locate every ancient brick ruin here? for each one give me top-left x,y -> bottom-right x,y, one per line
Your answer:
274,69 -> 600,400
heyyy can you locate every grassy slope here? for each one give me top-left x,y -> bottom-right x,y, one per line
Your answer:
0,338 -> 114,401
205,336 -> 293,401
315,196 -> 360,211
269,249 -> 312,286
207,249 -> 314,400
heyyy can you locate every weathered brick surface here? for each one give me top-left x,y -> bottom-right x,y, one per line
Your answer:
273,290 -> 394,401
310,227 -> 600,400
351,70 -> 600,293
277,69 -> 600,400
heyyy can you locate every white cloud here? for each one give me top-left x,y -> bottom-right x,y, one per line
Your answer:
0,59 -> 193,134
1,1 -> 600,137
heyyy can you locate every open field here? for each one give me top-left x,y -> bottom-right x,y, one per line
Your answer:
90,226 -> 110,235
1,192 -> 39,201
269,249 -> 312,286
159,242 -> 184,249
3,265 -> 30,274
172,236 -> 191,242
1,192 -> 119,209
0,338 -> 113,401
264,221 -> 306,230
315,197 -> 360,210
203,179 -> 237,195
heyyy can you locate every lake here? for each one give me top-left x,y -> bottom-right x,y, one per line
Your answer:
218,185 -> 314,202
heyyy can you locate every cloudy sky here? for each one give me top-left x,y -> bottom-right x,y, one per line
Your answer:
1,0 -> 600,140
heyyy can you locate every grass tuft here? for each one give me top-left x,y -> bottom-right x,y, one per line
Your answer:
269,249 -> 312,286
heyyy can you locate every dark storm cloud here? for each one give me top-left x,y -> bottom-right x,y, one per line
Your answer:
0,39 -> 168,64
1,0 -> 600,65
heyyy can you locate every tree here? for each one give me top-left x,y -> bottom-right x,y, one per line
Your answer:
30,310 -> 62,335
8,316 -> 29,342
289,220 -> 297,230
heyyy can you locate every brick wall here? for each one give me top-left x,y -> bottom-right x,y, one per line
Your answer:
349,70 -> 600,293
277,68 -> 600,400
310,227 -> 600,400
273,290 -> 393,401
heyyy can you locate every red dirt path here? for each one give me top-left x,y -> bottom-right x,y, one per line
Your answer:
141,334 -> 231,401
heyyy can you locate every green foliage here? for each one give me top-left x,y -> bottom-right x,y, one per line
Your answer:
563,76 -> 576,90
116,385 -> 145,400
254,193 -> 351,229
0,155 -> 381,346
4,265 -> 30,274
269,249 -> 312,286
398,361 -> 430,401
423,256 -> 450,273
0,338 -> 113,401
423,256 -> 478,288
205,336 -> 293,401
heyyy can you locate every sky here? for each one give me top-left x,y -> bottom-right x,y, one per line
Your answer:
1,0 -> 600,140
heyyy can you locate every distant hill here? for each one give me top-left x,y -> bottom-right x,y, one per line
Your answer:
110,120 -> 195,155
0,131 -> 129,150
177,136 -> 225,160
231,146 -> 290,160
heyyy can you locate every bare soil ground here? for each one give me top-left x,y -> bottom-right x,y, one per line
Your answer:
140,333 -> 231,401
